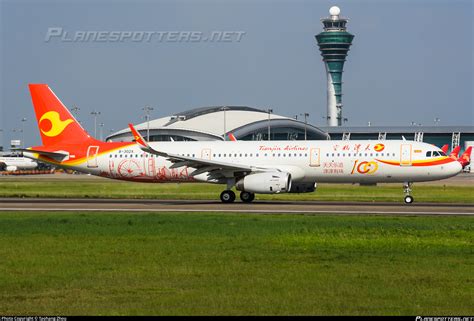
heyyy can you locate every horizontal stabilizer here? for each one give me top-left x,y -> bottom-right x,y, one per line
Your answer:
13,148 -> 69,159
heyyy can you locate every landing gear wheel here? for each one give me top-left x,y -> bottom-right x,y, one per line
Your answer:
240,191 -> 255,203
220,190 -> 236,203
404,195 -> 414,204
403,182 -> 414,204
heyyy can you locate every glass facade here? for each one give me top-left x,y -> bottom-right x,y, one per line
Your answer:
148,135 -> 196,142
239,128 -> 326,141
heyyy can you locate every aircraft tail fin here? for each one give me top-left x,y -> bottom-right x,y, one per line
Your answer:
29,84 -> 95,147
449,146 -> 461,158
441,144 -> 449,154
458,146 -> 472,168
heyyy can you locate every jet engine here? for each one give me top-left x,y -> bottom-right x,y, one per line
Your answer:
6,165 -> 18,172
236,172 -> 291,194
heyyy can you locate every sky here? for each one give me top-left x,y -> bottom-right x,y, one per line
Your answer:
0,0 -> 473,148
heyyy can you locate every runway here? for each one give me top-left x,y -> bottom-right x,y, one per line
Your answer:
0,198 -> 473,216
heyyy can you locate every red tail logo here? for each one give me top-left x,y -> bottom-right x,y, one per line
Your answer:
29,84 -> 94,146
39,111 -> 74,137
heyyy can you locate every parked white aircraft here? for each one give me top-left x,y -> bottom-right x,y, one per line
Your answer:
20,84 -> 470,203
0,155 -> 38,172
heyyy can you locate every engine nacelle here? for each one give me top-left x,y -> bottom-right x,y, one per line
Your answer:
289,182 -> 317,193
236,172 -> 291,194
6,165 -> 18,172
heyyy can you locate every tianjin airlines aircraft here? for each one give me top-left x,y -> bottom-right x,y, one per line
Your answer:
19,84 -> 471,204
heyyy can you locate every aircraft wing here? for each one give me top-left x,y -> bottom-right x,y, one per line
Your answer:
128,124 -> 270,178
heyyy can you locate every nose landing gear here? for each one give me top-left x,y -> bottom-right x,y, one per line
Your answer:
403,182 -> 414,204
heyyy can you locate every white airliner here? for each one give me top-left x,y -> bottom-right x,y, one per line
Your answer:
0,155 -> 38,172
19,84 -> 471,203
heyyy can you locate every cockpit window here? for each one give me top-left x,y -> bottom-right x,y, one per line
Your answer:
426,150 -> 446,157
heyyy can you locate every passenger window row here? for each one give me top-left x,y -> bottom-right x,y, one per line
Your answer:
325,152 -> 396,157
109,153 -> 310,158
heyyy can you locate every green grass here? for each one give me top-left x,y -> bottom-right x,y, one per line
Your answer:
0,212 -> 472,315
0,178 -> 473,203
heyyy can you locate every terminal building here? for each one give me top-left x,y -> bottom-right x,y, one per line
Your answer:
107,105 -> 473,154
106,106 -> 330,142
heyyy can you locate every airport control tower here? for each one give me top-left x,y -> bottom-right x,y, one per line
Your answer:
316,6 -> 354,126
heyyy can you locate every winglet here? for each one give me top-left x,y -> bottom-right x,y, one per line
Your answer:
450,146 -> 461,158
128,123 -> 169,158
458,146 -> 472,168
128,123 -> 149,148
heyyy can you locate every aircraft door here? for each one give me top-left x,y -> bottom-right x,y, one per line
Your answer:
309,148 -> 321,167
87,146 -> 100,168
147,154 -> 156,177
201,148 -> 211,159
400,144 -> 412,166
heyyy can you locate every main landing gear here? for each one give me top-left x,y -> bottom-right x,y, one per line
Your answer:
220,190 -> 236,203
219,190 -> 255,203
403,182 -> 414,204
240,191 -> 255,203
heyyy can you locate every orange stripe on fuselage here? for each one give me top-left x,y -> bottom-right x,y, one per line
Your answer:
376,157 -> 455,167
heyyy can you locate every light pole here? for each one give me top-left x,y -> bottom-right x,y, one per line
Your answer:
71,105 -> 81,125
11,129 -> 21,151
300,113 -> 309,140
99,123 -> 104,141
267,108 -> 273,141
221,106 -> 229,141
142,106 -> 154,141
90,111 -> 101,138
71,105 -> 80,116
21,118 -> 27,148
